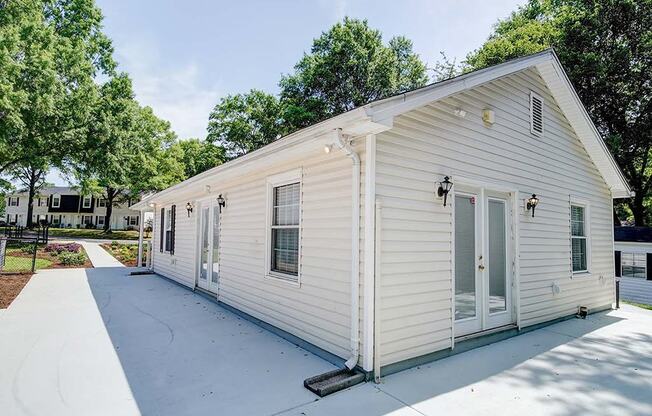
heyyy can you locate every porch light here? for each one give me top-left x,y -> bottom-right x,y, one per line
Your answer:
186,202 -> 194,217
217,194 -> 226,209
437,176 -> 453,207
526,194 -> 539,217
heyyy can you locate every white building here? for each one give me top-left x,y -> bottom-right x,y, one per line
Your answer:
5,186 -> 140,230
131,50 -> 630,378
614,226 -> 652,305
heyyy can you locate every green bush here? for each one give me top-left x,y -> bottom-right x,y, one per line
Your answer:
58,251 -> 87,266
20,244 -> 37,255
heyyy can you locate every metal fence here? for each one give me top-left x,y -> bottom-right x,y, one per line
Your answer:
0,238 -> 38,274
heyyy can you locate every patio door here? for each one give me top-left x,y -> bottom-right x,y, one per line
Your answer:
454,187 -> 514,337
197,199 -> 220,294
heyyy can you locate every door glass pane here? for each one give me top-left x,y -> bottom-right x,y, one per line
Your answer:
200,207 -> 209,281
211,206 -> 219,284
455,195 -> 476,320
488,200 -> 507,313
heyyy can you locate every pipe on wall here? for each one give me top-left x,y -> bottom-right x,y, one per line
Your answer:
335,128 -> 361,371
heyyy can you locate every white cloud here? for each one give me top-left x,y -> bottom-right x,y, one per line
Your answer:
115,39 -> 222,140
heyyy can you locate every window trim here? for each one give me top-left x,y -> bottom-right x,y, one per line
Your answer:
129,215 -> 138,226
82,196 -> 92,209
52,195 -> 61,208
265,169 -> 302,286
97,198 -> 107,208
621,252 -> 647,279
97,216 -> 105,226
8,196 -> 19,207
570,199 -> 590,275
530,91 -> 544,137
164,207 -> 172,253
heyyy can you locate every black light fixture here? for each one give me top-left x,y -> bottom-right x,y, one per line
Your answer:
186,202 -> 193,217
217,194 -> 226,209
123,216 -> 129,221
526,194 -> 539,217
437,176 -> 453,207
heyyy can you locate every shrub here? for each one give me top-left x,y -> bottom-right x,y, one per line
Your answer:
58,251 -> 87,266
20,244 -> 37,255
45,243 -> 81,254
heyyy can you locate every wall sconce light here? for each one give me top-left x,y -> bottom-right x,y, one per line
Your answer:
217,194 -> 226,209
186,202 -> 194,217
482,109 -> 495,125
123,216 -> 129,221
526,194 -> 539,217
437,176 -> 453,207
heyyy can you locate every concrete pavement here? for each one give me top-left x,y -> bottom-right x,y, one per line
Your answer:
1,265 -> 651,416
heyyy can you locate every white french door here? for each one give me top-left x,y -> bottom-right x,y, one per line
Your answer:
454,186 -> 514,337
197,199 -> 220,294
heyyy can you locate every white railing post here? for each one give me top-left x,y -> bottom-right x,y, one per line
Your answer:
137,209 -> 145,267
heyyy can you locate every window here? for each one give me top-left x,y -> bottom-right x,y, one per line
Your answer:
97,216 -> 105,226
622,253 -> 646,278
97,198 -> 106,208
129,216 -> 138,226
52,217 -> 60,225
8,197 -> 19,207
82,196 -> 92,208
165,208 -> 172,252
82,215 -> 93,225
530,91 -> 544,136
267,174 -> 301,282
52,196 -> 60,208
571,204 -> 588,273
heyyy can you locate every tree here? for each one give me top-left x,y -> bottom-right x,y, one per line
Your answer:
279,18 -> 429,130
168,138 -> 226,179
0,0 -> 114,225
465,0 -> 652,225
206,90 -> 286,158
71,74 -> 183,232
6,160 -> 48,228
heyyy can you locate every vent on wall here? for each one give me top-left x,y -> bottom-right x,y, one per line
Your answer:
530,91 -> 544,136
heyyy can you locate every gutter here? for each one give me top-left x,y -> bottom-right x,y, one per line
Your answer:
335,128 -> 361,370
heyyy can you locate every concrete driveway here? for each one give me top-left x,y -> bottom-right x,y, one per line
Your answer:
1,267 -> 651,416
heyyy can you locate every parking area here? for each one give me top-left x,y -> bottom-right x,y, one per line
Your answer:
1,267 -> 651,416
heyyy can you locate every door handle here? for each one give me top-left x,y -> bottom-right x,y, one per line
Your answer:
478,264 -> 485,271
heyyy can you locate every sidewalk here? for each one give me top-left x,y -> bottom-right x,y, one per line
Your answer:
80,241 -> 125,267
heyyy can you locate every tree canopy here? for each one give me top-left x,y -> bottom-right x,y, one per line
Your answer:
207,18 -> 429,157
465,0 -> 652,225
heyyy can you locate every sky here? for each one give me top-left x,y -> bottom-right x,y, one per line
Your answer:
45,0 -> 524,186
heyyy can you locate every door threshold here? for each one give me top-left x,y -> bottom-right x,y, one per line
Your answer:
194,286 -> 217,297
455,323 -> 517,343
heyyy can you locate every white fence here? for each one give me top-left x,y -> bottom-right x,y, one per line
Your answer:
620,277 -> 652,305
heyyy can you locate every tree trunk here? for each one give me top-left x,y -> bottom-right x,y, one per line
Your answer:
103,187 -> 115,233
630,193 -> 646,226
25,168 -> 40,229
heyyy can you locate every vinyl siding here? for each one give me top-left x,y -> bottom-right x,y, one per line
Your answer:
375,68 -> 615,366
151,141 -> 366,363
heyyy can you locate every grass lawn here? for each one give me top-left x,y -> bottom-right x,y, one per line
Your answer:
47,228 -> 140,240
623,300 -> 652,311
3,252 -> 53,272
100,242 -> 140,267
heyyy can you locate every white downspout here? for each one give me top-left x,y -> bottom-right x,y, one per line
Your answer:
336,128 -> 361,371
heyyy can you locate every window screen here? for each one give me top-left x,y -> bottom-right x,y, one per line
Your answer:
571,205 -> 587,272
270,183 -> 300,278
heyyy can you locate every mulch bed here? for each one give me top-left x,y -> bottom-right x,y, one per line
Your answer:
100,243 -> 138,267
0,273 -> 32,309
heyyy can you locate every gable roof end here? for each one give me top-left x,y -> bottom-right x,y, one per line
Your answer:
364,49 -> 630,199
